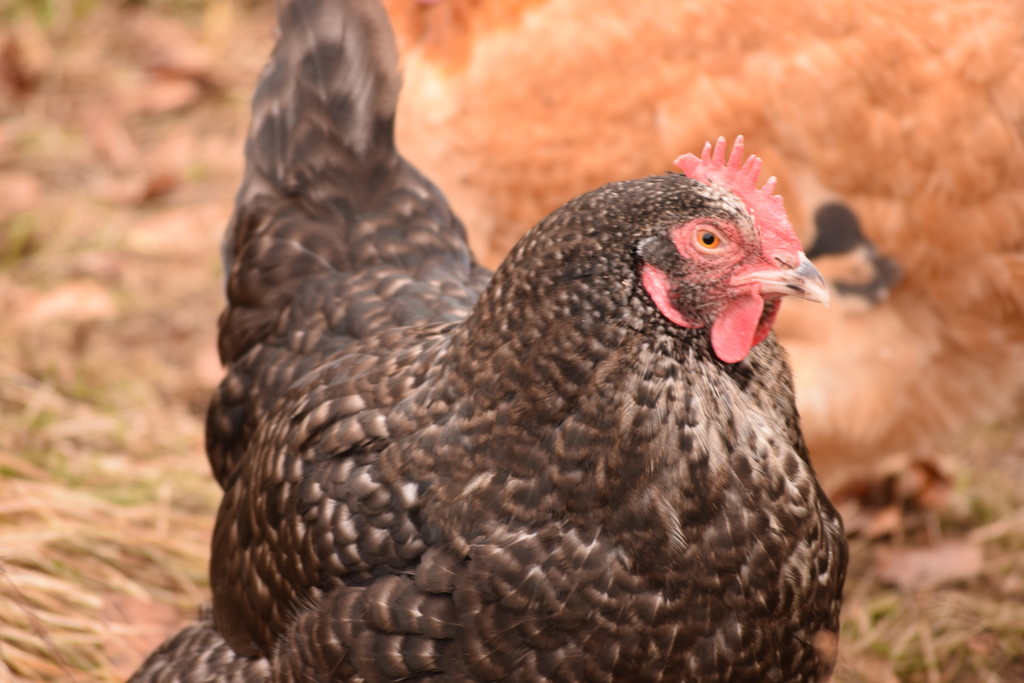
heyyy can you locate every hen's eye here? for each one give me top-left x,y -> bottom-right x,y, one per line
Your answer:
698,230 -> 721,249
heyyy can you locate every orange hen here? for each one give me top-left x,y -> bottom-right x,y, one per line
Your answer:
382,0 -> 1024,478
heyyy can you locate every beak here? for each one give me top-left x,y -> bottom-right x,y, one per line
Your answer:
746,252 -> 831,307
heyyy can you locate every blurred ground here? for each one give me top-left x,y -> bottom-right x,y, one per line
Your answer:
0,1 -> 1021,681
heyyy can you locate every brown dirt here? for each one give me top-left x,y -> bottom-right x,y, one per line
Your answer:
0,1 -> 1021,681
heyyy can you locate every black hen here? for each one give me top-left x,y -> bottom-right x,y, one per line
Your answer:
132,0 -> 846,680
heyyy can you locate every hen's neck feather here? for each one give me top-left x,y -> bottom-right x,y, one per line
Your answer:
408,235 -> 816,568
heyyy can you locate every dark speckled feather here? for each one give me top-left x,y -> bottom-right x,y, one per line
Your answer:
132,0 -> 846,681
203,0 -> 488,488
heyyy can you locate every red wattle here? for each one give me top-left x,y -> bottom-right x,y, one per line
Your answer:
710,286 -> 764,363
641,263 -> 698,329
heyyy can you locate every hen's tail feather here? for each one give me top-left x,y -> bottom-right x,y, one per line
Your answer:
208,0 -> 485,485
230,0 -> 399,221
221,0 -> 476,359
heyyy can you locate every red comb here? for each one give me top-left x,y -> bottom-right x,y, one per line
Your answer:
674,136 -> 797,247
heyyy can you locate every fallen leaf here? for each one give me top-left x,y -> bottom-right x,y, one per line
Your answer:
129,10 -> 219,87
124,204 -> 222,256
16,280 -> 118,326
130,77 -> 204,115
874,541 -> 984,591
829,453 -> 954,538
97,170 -> 180,205
145,129 -> 196,181
84,105 -> 139,170
0,33 -> 38,96
862,504 -> 904,540
0,171 -> 41,220
70,251 -> 126,286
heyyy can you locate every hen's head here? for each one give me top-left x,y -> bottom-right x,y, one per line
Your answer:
483,137 -> 826,365
636,136 -> 829,363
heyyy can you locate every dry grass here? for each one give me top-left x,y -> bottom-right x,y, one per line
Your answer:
0,0 -> 268,678
834,431 -> 1024,682
0,1 -> 1021,680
